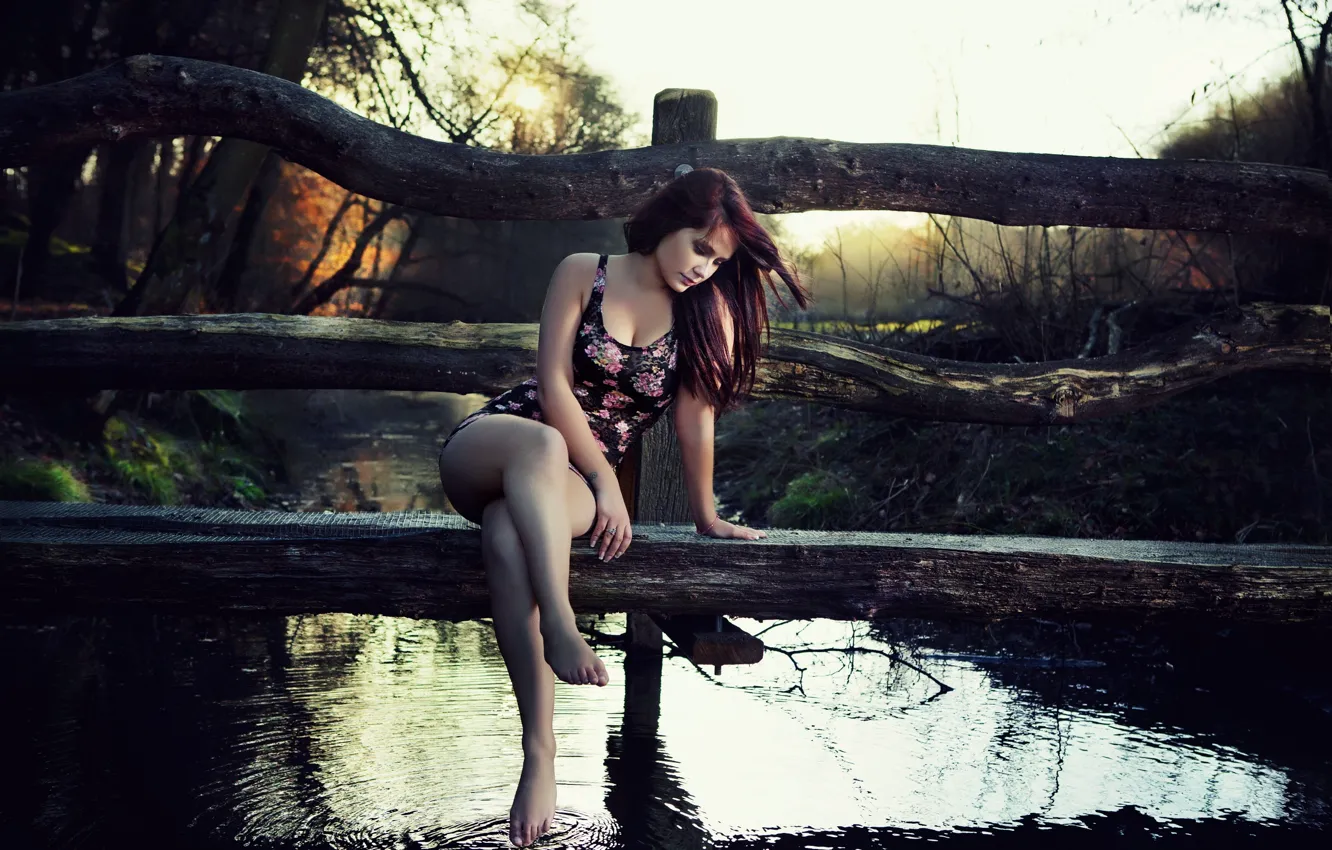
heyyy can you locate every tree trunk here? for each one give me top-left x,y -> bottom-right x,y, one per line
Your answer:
289,190 -> 355,299
91,140 -> 145,292
113,0 -> 328,316
153,138 -> 176,236
288,202 -> 404,314
19,153 -> 89,298
214,150 -> 283,312
368,212 -> 424,319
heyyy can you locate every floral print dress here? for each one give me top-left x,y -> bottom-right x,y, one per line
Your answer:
439,254 -> 681,486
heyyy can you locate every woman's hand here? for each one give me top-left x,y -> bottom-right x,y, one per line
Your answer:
698,518 -> 766,540
589,481 -> 632,561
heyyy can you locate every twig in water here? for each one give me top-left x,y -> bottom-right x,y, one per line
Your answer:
779,644 -> 953,695
751,619 -> 795,639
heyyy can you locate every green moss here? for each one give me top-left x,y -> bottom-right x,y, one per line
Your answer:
99,407 -> 276,507
768,470 -> 857,529
103,414 -> 196,504
0,460 -> 92,502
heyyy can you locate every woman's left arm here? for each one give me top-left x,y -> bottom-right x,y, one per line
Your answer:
673,300 -> 766,541
673,387 -> 763,540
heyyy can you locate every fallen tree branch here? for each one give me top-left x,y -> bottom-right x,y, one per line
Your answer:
3,55 -> 1331,235
3,303 -> 1328,424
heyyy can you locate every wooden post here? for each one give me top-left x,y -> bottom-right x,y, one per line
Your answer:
620,89 -> 718,655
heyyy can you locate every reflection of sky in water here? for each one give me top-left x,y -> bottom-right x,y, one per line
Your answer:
207,615 -> 1293,845
660,621 -> 1286,836
212,616 -> 624,845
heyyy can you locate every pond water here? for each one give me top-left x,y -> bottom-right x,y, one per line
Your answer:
2,390 -> 1329,848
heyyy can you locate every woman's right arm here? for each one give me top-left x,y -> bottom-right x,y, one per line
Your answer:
534,253 -> 618,498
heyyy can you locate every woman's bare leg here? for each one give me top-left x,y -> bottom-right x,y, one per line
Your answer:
439,415 -> 604,845
482,497 -> 555,847
439,415 -> 606,686
499,428 -> 607,686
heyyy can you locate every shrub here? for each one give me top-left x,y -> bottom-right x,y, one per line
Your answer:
0,460 -> 92,502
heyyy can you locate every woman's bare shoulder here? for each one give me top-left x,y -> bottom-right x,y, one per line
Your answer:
547,252 -> 602,303
551,252 -> 602,282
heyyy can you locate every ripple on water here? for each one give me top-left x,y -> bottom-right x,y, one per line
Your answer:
186,616 -> 621,848
429,809 -> 621,849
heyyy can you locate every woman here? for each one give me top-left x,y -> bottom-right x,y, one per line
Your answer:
437,166 -> 809,846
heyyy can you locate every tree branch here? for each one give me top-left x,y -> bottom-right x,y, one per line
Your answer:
289,202 -> 404,314
289,189 -> 355,298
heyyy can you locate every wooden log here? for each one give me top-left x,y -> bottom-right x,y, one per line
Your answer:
652,614 -> 765,666
3,303 -> 1328,425
3,502 -> 1332,625
3,56 -> 1332,236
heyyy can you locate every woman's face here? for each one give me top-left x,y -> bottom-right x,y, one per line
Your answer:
653,226 -> 738,294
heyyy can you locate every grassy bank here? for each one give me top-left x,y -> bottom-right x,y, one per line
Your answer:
0,390 -> 293,509
715,372 -> 1330,544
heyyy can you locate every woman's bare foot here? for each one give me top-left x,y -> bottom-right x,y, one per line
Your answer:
540,618 -> 608,685
510,746 -> 556,847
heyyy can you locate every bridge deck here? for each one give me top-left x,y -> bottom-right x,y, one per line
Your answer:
3,502 -> 1330,624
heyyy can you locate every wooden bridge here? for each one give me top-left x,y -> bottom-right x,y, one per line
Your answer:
5,501 -> 1330,625
3,59 -> 1332,663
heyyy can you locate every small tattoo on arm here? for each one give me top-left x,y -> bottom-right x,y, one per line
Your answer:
587,471 -> 598,484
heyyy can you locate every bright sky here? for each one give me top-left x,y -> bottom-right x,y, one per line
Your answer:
549,0 -> 1297,249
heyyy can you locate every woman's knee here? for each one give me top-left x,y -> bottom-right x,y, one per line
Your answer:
521,424 -> 569,472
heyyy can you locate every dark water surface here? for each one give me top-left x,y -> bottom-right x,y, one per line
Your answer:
2,614 -> 1330,849
3,390 -> 1329,848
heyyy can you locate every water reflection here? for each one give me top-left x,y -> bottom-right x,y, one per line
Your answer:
193,617 -> 622,848
660,621 -> 1290,834
243,389 -> 482,512
1,614 -> 1328,848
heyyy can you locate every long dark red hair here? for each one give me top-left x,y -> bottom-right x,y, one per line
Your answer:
623,167 -> 810,413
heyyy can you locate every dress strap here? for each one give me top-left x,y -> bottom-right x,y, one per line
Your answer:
594,254 -> 608,293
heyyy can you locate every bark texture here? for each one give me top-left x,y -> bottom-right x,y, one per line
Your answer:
4,303 -> 1328,424
3,55 -> 1332,235
3,502 -> 1330,624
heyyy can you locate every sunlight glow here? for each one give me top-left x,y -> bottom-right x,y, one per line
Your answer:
567,0 -> 1293,249
509,82 -> 546,113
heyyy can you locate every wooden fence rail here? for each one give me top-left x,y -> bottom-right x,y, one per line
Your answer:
4,304 -> 1328,424
2,55 -> 1331,235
